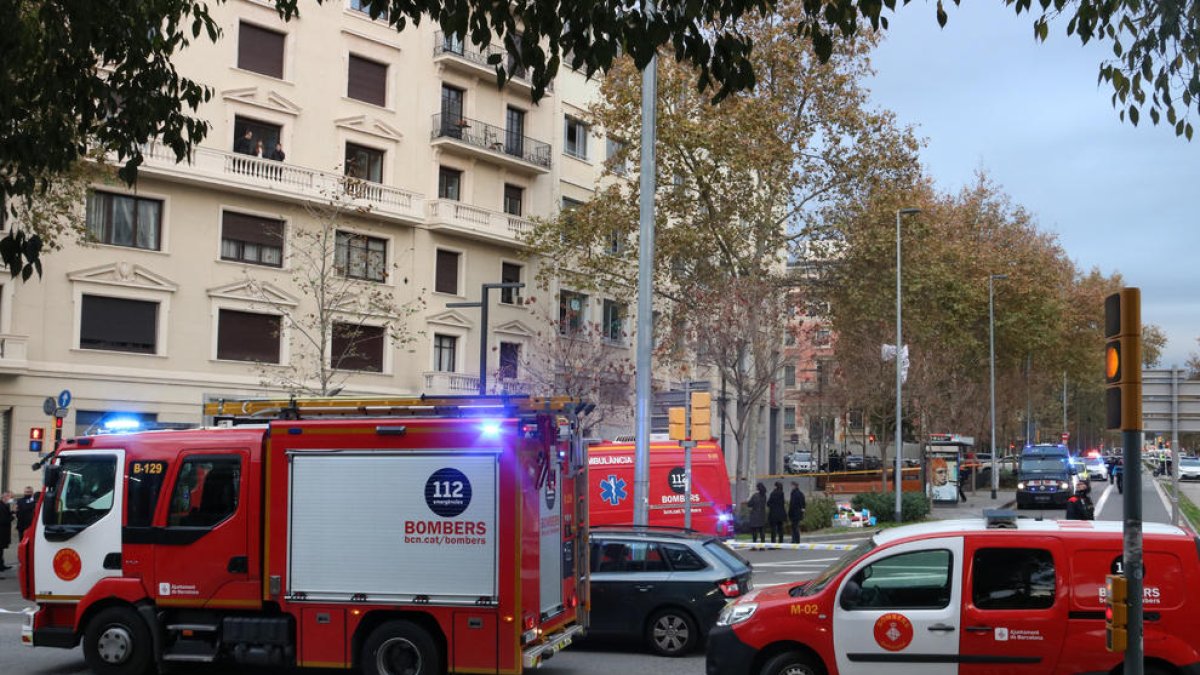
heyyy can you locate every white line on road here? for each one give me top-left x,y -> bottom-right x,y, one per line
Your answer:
1094,481 -> 1116,516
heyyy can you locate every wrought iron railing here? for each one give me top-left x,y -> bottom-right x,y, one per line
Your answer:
430,113 -> 551,169
432,32 -> 553,92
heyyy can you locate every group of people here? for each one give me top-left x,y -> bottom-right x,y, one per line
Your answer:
1,487 -> 39,575
745,481 -> 806,544
234,129 -> 285,161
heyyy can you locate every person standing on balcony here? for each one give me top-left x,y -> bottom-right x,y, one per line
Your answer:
234,128 -> 254,154
254,140 -> 265,157
269,142 -> 285,162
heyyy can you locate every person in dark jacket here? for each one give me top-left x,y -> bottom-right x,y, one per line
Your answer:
15,486 -> 37,542
788,481 -> 806,544
0,491 -> 13,572
767,481 -> 787,544
1065,480 -> 1094,520
747,483 -> 767,543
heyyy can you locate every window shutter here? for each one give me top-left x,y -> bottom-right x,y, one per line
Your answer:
238,23 -> 286,79
435,250 -> 459,294
222,212 -> 284,246
217,310 -> 281,363
80,295 -> 158,353
332,323 -> 385,372
348,54 -> 387,106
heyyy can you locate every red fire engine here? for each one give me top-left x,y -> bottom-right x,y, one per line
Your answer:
19,396 -> 591,675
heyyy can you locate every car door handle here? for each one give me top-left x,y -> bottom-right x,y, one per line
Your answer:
927,623 -> 956,633
633,585 -> 654,592
965,625 -> 993,633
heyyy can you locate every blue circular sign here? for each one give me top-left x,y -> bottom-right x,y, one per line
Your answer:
57,389 -> 72,409
425,468 -> 472,518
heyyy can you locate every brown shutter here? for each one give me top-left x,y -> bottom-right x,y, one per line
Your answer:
332,323 -> 384,372
218,310 -> 281,363
347,54 -> 387,107
238,23 -> 286,79
222,212 -> 284,246
435,250 -> 459,294
80,295 -> 158,353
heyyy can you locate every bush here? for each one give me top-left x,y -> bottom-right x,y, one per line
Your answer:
850,491 -> 930,523
801,497 -> 838,532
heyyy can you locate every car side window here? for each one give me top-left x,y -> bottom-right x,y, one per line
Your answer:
662,543 -> 707,571
167,456 -> 241,528
591,540 -> 667,573
840,549 -> 952,611
971,548 -> 1055,610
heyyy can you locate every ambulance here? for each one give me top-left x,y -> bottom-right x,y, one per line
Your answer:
587,439 -> 735,537
20,396 -> 590,675
707,514 -> 1200,675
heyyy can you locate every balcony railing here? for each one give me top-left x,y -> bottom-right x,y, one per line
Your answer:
137,141 -> 425,223
423,371 -> 532,395
430,113 -> 551,169
0,334 -> 28,367
433,32 -> 552,92
427,200 -> 534,241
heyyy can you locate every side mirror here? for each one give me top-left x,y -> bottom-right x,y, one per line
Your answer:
840,578 -> 862,610
41,464 -> 62,526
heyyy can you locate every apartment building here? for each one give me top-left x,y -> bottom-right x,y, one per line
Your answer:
0,0 -> 628,490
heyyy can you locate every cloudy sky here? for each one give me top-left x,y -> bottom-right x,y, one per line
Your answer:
866,1 -> 1199,368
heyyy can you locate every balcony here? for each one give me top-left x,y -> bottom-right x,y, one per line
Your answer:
432,32 -> 551,96
426,200 -> 534,245
423,371 -> 532,395
0,334 -> 29,374
137,141 -> 425,225
430,114 -> 551,174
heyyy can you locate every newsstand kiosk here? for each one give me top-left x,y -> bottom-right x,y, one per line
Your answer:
925,433 -> 974,506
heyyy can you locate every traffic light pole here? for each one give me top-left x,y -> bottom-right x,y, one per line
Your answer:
1123,429 -> 1143,675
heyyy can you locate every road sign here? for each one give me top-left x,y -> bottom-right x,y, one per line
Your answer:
1061,432 -> 1070,443
57,389 -> 72,409
42,397 -> 56,416
54,407 -> 68,419
1142,369 -> 1200,433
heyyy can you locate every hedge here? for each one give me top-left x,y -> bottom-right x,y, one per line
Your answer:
850,491 -> 931,523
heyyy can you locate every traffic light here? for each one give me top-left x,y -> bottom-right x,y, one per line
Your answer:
869,433 -> 876,443
668,407 -> 687,441
1104,289 -> 1141,431
29,427 -> 44,453
690,392 -> 712,441
1105,574 -> 1128,652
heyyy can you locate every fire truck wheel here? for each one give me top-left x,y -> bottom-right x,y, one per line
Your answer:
82,606 -> 153,675
646,607 -> 699,656
761,651 -> 825,675
361,620 -> 441,675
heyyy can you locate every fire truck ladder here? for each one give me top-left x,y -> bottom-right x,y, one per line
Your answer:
203,395 -> 591,422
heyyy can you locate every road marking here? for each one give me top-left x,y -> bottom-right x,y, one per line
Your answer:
1094,482 -> 1116,516
727,541 -> 857,552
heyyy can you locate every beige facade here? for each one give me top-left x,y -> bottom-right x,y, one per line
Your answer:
0,1 -> 624,491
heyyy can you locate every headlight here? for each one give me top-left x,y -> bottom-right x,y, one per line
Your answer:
1059,481 -> 1070,490
1016,482 -> 1026,490
716,602 -> 758,627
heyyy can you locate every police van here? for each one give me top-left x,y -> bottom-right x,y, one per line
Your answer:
707,514 -> 1200,675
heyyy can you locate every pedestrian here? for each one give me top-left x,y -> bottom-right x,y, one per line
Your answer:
16,486 -> 37,543
788,481 -> 806,544
1113,459 -> 1124,494
958,463 -> 971,503
746,483 -> 767,543
254,140 -> 265,157
767,481 -> 786,544
234,128 -> 254,154
0,491 -> 13,572
1065,480 -> 1094,520
269,142 -> 286,162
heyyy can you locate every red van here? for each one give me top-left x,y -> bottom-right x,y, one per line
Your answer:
588,440 -> 735,537
707,516 -> 1200,675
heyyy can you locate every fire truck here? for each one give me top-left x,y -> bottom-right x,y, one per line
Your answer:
19,396 -> 591,675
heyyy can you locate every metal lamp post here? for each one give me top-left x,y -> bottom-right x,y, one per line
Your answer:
988,273 -> 1008,499
447,281 -> 525,395
895,207 -> 920,519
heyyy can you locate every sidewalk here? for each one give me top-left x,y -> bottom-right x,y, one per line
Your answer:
927,488 -> 1018,520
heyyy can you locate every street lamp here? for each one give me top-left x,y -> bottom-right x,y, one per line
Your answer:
988,273 -> 1008,499
447,281 -> 525,395
895,207 -> 920,519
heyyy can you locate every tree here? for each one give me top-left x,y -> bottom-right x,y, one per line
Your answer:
1187,338 -> 1200,379
241,185 -> 423,395
5,0 -> 1196,281
1142,323 -> 1168,368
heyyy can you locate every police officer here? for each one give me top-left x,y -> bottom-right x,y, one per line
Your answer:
1066,480 -> 1094,520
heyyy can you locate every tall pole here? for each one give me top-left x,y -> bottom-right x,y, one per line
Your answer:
446,282 -> 524,395
989,273 -> 1007,499
633,3 -> 658,526
1062,371 -> 1068,448
1172,365 -> 1180,525
895,208 -> 919,519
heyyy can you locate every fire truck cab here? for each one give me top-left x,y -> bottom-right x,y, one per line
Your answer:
20,396 -> 590,675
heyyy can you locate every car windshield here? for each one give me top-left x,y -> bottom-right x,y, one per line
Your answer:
704,539 -> 751,573
1020,457 -> 1066,473
791,539 -> 875,597
1180,458 -> 1200,467
50,455 -> 117,527
1087,459 -> 1104,467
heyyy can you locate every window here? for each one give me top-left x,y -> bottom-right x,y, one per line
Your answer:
506,107 -> 526,157
559,291 -> 587,335
221,211 -> 283,266
784,331 -> 796,346
783,365 -> 796,387
606,137 -> 628,175
438,166 -> 462,201
499,342 -> 520,380
561,197 -> 584,227
602,299 -> 624,343
815,328 -> 832,346
840,549 -> 952,610
434,334 -> 457,372
126,460 -> 168,528
503,184 -> 523,216
167,456 -> 241,528
971,548 -> 1056,610
662,543 -> 707,572
440,32 -> 464,54
500,263 -> 522,304
349,0 -> 387,19
331,322 -> 385,372
784,407 -> 797,429
564,117 -> 588,159
591,540 -> 666,573
348,54 -> 388,106
345,142 -> 383,183
238,22 -> 285,79
441,85 -> 465,134
80,295 -> 158,354
335,231 -> 386,282
48,455 -> 116,528
232,116 -> 281,156
435,249 -> 460,294
85,191 -> 162,250
217,309 -> 281,363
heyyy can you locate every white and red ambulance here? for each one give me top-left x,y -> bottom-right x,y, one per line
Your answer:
20,396 -> 589,675
708,515 -> 1200,675
587,440 -> 735,537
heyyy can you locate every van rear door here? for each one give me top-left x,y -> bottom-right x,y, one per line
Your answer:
958,535 -> 1068,675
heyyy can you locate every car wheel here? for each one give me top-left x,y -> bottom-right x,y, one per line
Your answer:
361,620 -> 440,675
762,650 -> 826,675
82,606 -> 153,675
645,607 -> 698,656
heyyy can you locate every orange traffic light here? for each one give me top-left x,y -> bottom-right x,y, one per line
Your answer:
1103,289 -> 1141,431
